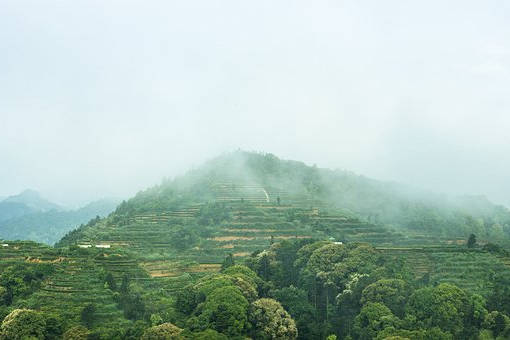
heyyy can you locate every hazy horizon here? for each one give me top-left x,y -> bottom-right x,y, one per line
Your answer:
1,1 -> 509,208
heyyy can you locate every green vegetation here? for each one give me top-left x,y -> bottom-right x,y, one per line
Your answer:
1,151 -> 510,338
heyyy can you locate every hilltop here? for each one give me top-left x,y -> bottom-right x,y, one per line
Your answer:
53,151 -> 510,291
2,189 -> 61,212
59,151 -> 510,250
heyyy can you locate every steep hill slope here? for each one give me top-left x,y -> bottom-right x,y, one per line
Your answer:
59,151 -> 510,248
55,151 -> 510,280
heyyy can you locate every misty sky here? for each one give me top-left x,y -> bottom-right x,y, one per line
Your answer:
1,0 -> 509,208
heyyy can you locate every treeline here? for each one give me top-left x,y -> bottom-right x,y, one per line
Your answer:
2,240 -> 510,339
241,239 -> 510,339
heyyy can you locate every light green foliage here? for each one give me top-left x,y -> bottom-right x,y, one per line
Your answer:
62,325 -> 90,340
483,311 -> 510,338
222,264 -> 259,284
0,309 -> 46,340
141,322 -> 182,340
150,313 -> 163,326
306,243 -> 378,289
249,298 -> 298,340
194,273 -> 257,302
294,241 -> 330,270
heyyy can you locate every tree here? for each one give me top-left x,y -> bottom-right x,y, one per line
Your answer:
169,227 -> 197,251
221,253 -> 235,270
44,314 -> 64,340
361,279 -> 410,317
141,322 -> 182,340
123,320 -> 148,340
353,302 -> 399,340
124,293 -> 146,320
199,286 -> 249,336
81,303 -> 96,328
270,286 -> 319,339
0,309 -> 46,340
483,311 -> 510,337
62,325 -> 90,340
105,273 -> 117,290
467,234 -> 477,248
405,283 -> 481,337
249,298 -> 298,340
120,274 -> 130,295
182,329 -> 228,339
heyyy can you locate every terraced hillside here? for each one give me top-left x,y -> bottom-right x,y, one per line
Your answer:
0,241 -> 140,328
378,246 -> 510,296
56,175 -> 508,292
2,151 -> 510,337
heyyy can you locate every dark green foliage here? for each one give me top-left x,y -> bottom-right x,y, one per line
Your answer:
0,263 -> 53,306
123,320 -> 148,340
199,286 -> 250,336
467,234 -> 477,248
354,302 -> 399,340
221,253 -> 235,270
181,328 -> 228,339
105,273 -> 117,291
122,293 -> 146,321
198,203 -> 231,225
487,273 -> 510,315
361,279 -> 411,317
270,286 -> 318,339
81,304 -> 96,328
169,226 -> 197,251
43,314 -> 64,340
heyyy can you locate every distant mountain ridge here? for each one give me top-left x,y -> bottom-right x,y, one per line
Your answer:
3,189 -> 62,212
0,190 -> 120,245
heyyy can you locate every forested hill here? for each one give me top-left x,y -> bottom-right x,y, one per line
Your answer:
60,151 -> 510,247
